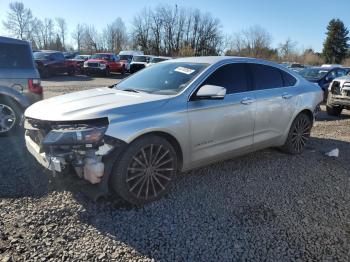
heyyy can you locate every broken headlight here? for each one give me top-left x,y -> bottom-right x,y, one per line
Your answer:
42,126 -> 107,147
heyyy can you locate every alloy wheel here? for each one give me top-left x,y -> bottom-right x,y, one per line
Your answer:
291,117 -> 310,153
0,104 -> 16,133
126,144 -> 175,200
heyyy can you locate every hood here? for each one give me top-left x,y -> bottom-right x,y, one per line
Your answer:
87,59 -> 106,63
25,87 -> 170,121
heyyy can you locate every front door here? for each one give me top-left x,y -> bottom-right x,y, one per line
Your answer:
187,63 -> 256,165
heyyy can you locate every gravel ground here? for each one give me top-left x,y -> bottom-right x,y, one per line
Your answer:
1,77 -> 350,261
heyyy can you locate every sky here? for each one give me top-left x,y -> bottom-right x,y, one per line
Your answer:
0,0 -> 350,52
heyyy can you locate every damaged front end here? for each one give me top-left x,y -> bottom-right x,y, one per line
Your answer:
24,117 -> 126,198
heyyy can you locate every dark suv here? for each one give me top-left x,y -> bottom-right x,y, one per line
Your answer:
0,36 -> 43,135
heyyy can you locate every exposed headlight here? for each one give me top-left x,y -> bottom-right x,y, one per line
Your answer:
83,62 -> 88,67
42,126 -> 107,146
99,63 -> 106,69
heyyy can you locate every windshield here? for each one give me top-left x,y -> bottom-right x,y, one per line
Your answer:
151,57 -> 168,63
119,55 -> 132,61
33,52 -> 50,60
132,56 -> 149,62
74,55 -> 89,60
299,68 -> 329,79
91,54 -> 112,60
116,62 -> 208,95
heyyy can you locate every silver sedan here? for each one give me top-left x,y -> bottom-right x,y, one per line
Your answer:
24,56 -> 323,204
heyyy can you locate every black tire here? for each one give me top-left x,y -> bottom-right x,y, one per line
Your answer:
0,97 -> 22,136
111,135 -> 178,205
105,67 -> 111,77
121,66 -> 125,75
326,104 -> 342,116
41,67 -> 50,78
68,66 -> 76,76
281,113 -> 312,154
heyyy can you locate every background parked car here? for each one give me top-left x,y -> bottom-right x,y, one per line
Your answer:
34,50 -> 78,78
69,54 -> 90,74
298,66 -> 348,97
129,55 -> 154,73
63,51 -> 79,59
0,36 -> 43,135
119,50 -> 144,72
84,53 -> 127,76
146,56 -> 172,67
326,75 -> 350,116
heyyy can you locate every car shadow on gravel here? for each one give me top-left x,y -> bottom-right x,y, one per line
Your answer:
0,135 -> 82,199
73,136 -> 350,261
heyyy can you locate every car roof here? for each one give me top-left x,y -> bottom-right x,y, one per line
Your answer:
166,56 -> 279,65
0,36 -> 29,45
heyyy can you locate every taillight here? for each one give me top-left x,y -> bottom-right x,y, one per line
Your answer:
28,79 -> 43,95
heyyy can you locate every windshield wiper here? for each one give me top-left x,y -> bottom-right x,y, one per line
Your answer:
122,88 -> 141,93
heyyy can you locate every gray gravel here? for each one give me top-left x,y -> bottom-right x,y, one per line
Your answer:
1,78 -> 350,261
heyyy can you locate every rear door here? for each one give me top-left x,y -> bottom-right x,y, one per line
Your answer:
248,63 -> 298,147
187,63 -> 256,165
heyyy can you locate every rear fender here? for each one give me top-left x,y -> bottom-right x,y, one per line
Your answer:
0,85 -> 30,109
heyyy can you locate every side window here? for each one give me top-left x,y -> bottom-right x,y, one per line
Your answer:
280,70 -> 297,87
328,70 -> 337,79
336,69 -> 346,77
202,63 -> 249,94
57,53 -> 65,61
250,64 -> 283,90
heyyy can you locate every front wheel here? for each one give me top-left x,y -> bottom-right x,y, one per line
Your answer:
121,66 -> 125,75
0,97 -> 22,136
111,135 -> 178,205
326,104 -> 342,116
281,113 -> 312,154
104,67 -> 111,77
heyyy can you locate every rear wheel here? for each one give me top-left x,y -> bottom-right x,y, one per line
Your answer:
281,113 -> 312,154
67,66 -> 75,76
111,135 -> 178,205
0,97 -> 22,136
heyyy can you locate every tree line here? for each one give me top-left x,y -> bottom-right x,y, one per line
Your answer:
2,2 -> 350,65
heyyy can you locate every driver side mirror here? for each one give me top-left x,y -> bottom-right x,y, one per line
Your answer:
195,85 -> 226,100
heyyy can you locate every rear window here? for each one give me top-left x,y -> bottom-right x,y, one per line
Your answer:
250,64 -> 283,90
0,43 -> 33,69
281,70 -> 297,86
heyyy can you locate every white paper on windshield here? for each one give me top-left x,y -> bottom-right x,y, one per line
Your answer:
175,67 -> 195,75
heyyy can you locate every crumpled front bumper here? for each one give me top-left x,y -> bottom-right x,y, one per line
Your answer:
25,133 -> 65,172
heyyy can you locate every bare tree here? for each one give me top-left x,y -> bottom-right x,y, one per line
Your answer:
131,4 -> 223,56
226,25 -> 276,59
278,38 -> 297,60
56,17 -> 67,49
2,2 -> 33,40
103,18 -> 127,53
72,24 -> 83,52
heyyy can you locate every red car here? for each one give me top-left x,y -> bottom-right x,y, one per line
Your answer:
84,53 -> 127,76
34,51 -> 78,78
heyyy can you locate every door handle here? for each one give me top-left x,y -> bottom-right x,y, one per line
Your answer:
282,93 -> 293,99
241,97 -> 255,105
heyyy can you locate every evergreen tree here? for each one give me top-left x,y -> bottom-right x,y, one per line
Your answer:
322,19 -> 349,64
